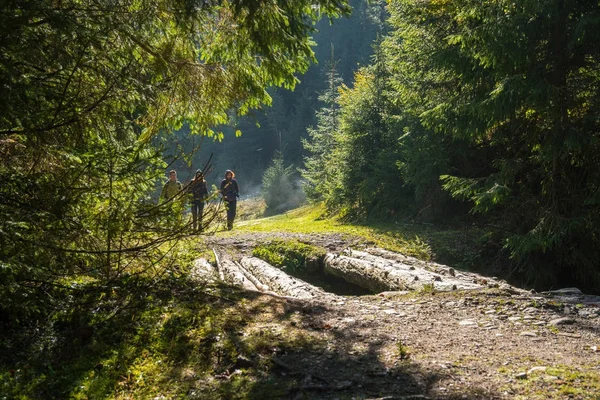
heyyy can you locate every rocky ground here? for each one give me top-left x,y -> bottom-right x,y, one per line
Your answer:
197,233 -> 600,399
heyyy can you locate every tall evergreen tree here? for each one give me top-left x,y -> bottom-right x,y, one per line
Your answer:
382,0 -> 600,290
301,47 -> 344,202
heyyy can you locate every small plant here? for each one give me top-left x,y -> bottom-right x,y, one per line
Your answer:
396,341 -> 410,360
420,283 -> 435,294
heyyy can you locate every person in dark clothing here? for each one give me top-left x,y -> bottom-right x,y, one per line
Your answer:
188,169 -> 208,232
220,169 -> 239,230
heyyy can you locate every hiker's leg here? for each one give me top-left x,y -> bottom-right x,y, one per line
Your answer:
198,202 -> 204,231
191,202 -> 198,231
227,200 -> 236,230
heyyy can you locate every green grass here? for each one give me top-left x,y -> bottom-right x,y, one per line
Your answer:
500,364 -> 600,399
232,203 -> 492,270
252,240 -> 326,272
0,275 -> 324,400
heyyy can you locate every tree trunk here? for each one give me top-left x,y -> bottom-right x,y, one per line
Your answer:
192,258 -> 218,281
220,259 -> 259,291
240,257 -> 324,299
324,249 -> 484,292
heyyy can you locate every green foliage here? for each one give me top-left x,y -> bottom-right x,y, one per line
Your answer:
0,0 -> 351,339
297,0 -> 600,291
395,341 -> 410,361
261,152 -> 304,213
0,270 -> 323,399
379,0 -> 600,290
300,50 -> 345,203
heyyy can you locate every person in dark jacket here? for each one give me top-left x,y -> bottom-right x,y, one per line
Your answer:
188,169 -> 208,232
220,169 -> 239,230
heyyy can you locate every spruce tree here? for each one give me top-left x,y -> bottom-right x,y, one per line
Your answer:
301,46 -> 344,203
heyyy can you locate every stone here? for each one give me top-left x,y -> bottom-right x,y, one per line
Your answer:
519,331 -> 537,337
544,287 -> 583,296
578,308 -> 600,318
515,372 -> 528,380
527,366 -> 547,375
549,317 -> 575,326
557,332 -> 581,338
459,320 -> 477,326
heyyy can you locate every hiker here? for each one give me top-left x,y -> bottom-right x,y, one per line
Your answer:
160,169 -> 183,202
188,169 -> 208,232
220,169 -> 239,230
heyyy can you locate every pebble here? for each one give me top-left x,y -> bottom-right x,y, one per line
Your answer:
578,308 -> 600,318
515,372 -> 528,379
520,331 -> 537,337
459,320 -> 477,326
557,332 -> 582,338
549,317 -> 575,326
527,366 -> 547,375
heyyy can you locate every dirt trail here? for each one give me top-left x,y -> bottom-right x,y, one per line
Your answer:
197,233 -> 600,399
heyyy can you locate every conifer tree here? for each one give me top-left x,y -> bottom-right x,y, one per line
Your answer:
301,46 -> 344,202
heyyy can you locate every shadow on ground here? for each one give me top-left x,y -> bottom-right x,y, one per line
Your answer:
1,275 -> 503,399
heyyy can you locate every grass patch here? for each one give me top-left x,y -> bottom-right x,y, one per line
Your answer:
501,365 -> 600,400
234,203 -> 493,271
252,240 -> 326,273
1,275 -> 325,399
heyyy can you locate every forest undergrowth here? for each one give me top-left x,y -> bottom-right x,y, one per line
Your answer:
2,201 -> 598,399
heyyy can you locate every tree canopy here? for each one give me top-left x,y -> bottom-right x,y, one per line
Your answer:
0,0 -> 350,325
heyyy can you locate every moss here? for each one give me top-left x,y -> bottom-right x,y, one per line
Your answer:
252,239 -> 326,273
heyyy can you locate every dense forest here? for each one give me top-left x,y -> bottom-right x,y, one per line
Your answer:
170,0 -> 600,293
299,0 -> 600,292
2,0 -> 600,398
